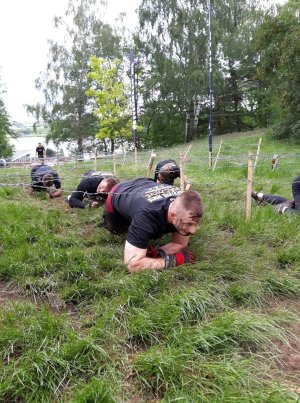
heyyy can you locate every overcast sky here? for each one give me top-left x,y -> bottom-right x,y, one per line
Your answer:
0,0 -> 286,123
0,0 -> 140,123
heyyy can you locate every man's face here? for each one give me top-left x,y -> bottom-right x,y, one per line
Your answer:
173,210 -> 200,236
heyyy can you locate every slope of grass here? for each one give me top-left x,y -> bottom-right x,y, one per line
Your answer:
0,130 -> 299,401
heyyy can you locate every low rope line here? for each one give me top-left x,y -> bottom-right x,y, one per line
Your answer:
2,178 -> 299,193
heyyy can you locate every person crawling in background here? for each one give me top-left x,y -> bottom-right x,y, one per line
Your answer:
154,159 -> 180,185
30,164 -> 62,198
252,175 -> 300,215
66,170 -> 119,209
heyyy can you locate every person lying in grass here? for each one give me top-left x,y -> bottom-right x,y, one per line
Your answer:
103,177 -> 204,273
66,170 -> 119,209
252,175 -> 300,215
154,159 -> 180,185
30,164 -> 62,198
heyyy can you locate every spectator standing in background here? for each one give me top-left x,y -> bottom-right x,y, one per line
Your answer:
36,142 -> 45,161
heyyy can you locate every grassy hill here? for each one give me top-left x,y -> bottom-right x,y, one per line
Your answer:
0,129 -> 299,401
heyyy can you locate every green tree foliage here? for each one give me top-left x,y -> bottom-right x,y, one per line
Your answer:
135,0 -> 209,146
86,56 -> 133,153
254,0 -> 300,141
135,0 -> 266,145
212,0 -> 265,134
0,81 -> 13,158
26,0 -> 121,153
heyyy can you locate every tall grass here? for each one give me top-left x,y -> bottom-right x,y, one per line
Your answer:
0,130 -> 299,401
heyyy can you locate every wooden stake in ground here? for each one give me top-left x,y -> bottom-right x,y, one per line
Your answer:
146,150 -> 156,178
55,147 -> 60,174
183,144 -> 192,162
212,140 -> 223,172
113,151 -> 117,176
180,152 -> 185,192
253,137 -> 262,171
122,150 -> 127,167
75,155 -> 78,178
135,146 -> 138,171
246,152 -> 254,221
185,178 -> 191,190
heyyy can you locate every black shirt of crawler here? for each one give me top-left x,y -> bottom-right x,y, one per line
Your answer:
112,178 -> 182,249
31,165 -> 61,191
69,176 -> 106,208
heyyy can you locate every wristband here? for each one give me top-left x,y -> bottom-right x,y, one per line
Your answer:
164,254 -> 176,269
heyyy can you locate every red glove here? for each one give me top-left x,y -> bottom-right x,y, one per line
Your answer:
164,249 -> 195,268
146,245 -> 166,258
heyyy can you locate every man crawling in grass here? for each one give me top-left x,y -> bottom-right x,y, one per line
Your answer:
103,177 -> 204,273
252,175 -> 300,215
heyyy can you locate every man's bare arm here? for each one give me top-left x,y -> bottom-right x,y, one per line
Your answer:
124,241 -> 165,273
48,188 -> 62,198
159,232 -> 190,255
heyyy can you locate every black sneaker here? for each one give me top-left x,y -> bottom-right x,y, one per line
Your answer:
251,190 -> 263,204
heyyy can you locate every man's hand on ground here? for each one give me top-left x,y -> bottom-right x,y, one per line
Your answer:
164,249 -> 195,268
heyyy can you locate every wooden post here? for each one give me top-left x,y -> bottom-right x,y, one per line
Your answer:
75,155 -> 78,177
93,147 -> 97,171
146,150 -> 156,178
55,146 -> 60,173
183,144 -> 192,162
135,146 -> 138,171
113,151 -> 117,176
246,152 -> 254,221
184,176 -> 191,190
253,137 -> 262,171
180,152 -> 185,192
212,140 -> 223,172
122,150 -> 127,167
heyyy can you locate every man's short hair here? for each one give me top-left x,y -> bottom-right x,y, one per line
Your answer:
42,173 -> 54,188
177,190 -> 204,219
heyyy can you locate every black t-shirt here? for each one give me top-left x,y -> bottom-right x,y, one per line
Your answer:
112,178 -> 182,248
31,165 -> 61,190
69,176 -> 106,208
36,146 -> 45,158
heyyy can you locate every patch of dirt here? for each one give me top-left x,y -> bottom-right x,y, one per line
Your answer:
275,323 -> 300,389
0,281 -> 27,304
265,298 -> 300,394
0,280 -> 78,317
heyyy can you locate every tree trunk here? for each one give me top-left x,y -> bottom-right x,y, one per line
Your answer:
111,138 -> 115,153
77,136 -> 83,154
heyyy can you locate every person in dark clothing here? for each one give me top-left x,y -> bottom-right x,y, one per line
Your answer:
154,159 -> 180,185
36,143 -> 45,160
67,171 -> 119,209
103,178 -> 204,272
30,164 -> 62,198
252,175 -> 300,215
